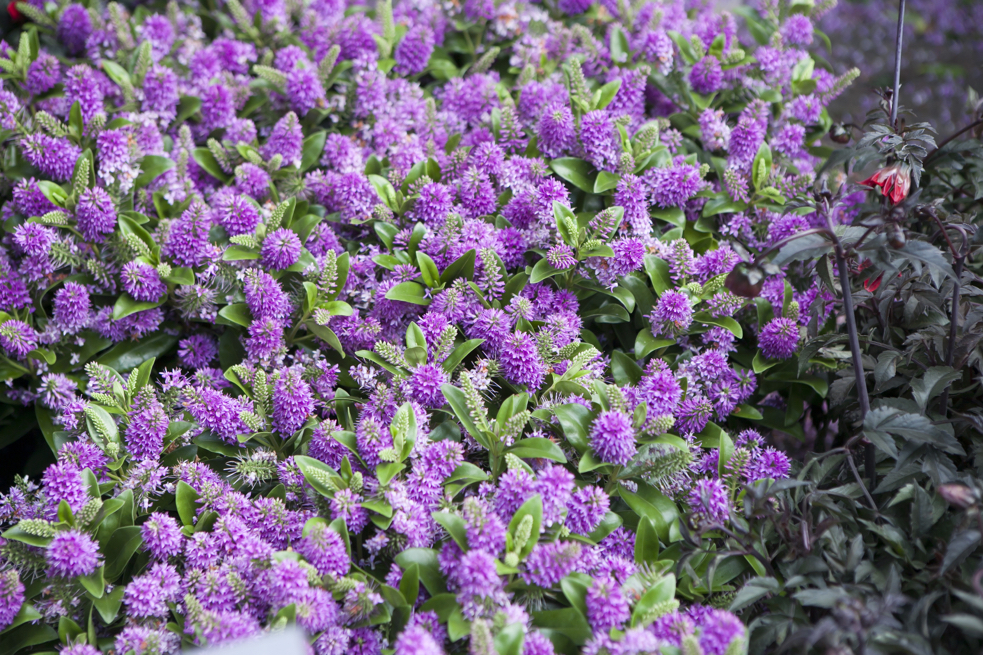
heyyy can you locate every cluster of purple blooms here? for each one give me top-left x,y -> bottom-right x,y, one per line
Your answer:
0,0 -> 858,653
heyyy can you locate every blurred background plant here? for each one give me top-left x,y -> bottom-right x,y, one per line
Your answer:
817,0 -> 983,133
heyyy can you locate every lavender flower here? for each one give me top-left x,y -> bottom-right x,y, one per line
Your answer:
58,5 -> 93,56
394,625 -> 444,655
272,367 -> 315,436
759,317 -> 800,359
0,569 -> 24,630
297,522 -> 350,577
586,577 -> 630,631
0,320 -> 38,359
650,290 -> 693,337
394,27 -> 435,76
403,364 -> 449,409
126,393 -> 168,460
261,228 -> 303,270
76,187 -> 117,242
521,541 -> 582,588
26,53 -> 61,95
580,110 -> 619,171
141,512 -> 184,560
47,530 -> 101,577
498,332 -> 545,390
122,262 -> 167,302
263,112 -> 304,168
590,410 -> 636,465
687,478 -> 731,526
566,486 -> 610,535
53,282 -> 91,333
690,56 -> 724,94
537,101 -> 577,159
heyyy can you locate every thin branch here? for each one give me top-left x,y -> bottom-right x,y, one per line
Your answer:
847,450 -> 878,511
926,119 -> 983,162
890,0 -> 906,128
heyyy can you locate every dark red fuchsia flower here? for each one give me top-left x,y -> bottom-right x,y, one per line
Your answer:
860,164 -> 911,204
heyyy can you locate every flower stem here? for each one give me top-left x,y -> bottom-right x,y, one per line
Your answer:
939,255 -> 965,414
890,0 -> 906,128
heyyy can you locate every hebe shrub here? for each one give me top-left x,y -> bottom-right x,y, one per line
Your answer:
5,0 -> 979,654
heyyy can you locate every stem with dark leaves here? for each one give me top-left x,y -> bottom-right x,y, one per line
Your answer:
939,255 -> 965,414
823,195 -> 874,488
890,0 -> 906,128
926,119 -> 983,162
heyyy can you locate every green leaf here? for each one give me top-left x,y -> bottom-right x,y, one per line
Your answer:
438,249 -> 476,285
634,516 -> 660,565
610,350 -> 643,385
494,623 -> 525,655
441,384 -> 487,448
176,480 -> 199,527
632,575 -> 676,627
222,244 -> 260,261
559,574 -> 590,616
134,155 -> 175,188
593,79 -> 622,110
554,404 -> 594,452
635,328 -> 674,359
619,482 -> 679,543
79,566 -> 105,599
444,462 -> 488,487
306,322 -> 344,355
97,332 -> 177,372
416,251 -> 440,287
609,26 -> 630,63
192,148 -> 230,183
643,256 -> 672,295
163,267 -> 194,285
733,404 -> 763,420
394,548 -> 446,596
0,622 -> 57,654
0,604 -> 42,635
667,31 -> 698,64
173,95 -> 201,126
692,312 -> 743,338
550,158 -> 597,193
27,348 -> 56,365
911,366 -> 961,413
532,608 -> 592,646
294,455 -> 342,496
102,60 -> 132,89
507,437 -> 567,463
112,293 -> 164,320
217,303 -> 253,328
530,258 -> 570,284
385,281 -> 430,305
432,511 -> 469,550
751,143 -> 772,191
752,350 -> 781,374
301,131 -> 327,172
399,563 -> 421,607
587,511 -> 622,543
104,526 -> 143,580
579,450 -> 607,473
1,524 -> 51,547
508,494 -> 543,558
442,339 -> 485,374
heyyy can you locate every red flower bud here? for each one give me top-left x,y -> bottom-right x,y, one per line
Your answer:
938,483 -> 977,509
7,2 -> 23,22
863,275 -> 882,292
860,165 -> 910,205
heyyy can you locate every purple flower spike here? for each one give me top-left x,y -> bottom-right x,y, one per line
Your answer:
261,228 -> 302,270
759,317 -> 799,359
47,530 -> 101,578
590,410 -> 636,465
